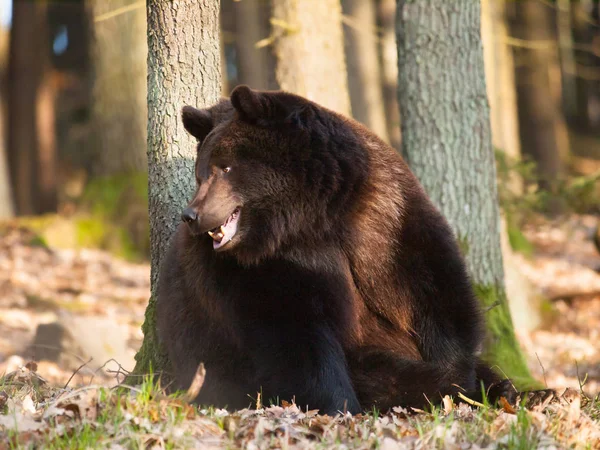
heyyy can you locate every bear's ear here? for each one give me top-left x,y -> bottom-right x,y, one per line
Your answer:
231,84 -> 312,127
230,85 -> 269,123
181,106 -> 213,142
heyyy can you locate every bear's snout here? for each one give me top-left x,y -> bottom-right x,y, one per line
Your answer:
181,207 -> 198,224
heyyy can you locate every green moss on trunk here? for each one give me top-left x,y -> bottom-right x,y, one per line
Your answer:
130,292 -> 169,383
474,284 -> 543,390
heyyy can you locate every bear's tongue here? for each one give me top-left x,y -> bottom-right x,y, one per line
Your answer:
207,208 -> 240,250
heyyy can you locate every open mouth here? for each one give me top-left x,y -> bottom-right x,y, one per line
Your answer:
207,207 -> 241,250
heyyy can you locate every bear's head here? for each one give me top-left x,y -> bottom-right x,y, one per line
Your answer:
180,85 -> 368,265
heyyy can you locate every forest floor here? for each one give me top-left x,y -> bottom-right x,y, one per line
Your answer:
0,215 -> 599,448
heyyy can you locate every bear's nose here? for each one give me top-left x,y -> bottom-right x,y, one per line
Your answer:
181,207 -> 198,224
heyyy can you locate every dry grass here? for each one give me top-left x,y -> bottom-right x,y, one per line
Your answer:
0,363 -> 598,449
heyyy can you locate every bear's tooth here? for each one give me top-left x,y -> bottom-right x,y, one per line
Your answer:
207,230 -> 215,238
219,225 -> 226,235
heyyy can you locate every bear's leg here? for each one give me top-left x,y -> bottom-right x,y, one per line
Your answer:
157,257 -> 255,409
349,347 -> 478,411
251,323 -> 360,416
159,311 -> 255,410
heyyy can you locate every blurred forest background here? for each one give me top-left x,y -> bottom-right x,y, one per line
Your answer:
0,0 -> 599,397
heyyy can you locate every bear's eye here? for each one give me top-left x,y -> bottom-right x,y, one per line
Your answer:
222,167 -> 231,174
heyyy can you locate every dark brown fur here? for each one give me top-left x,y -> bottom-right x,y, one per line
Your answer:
156,85 -> 512,415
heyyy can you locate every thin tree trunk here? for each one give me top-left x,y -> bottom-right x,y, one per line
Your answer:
0,102 -> 12,218
342,0 -> 388,142
272,0 -> 351,116
0,26 -> 12,218
86,0 -> 147,176
591,1 -> 600,130
133,0 -> 222,376
8,0 -> 57,215
396,0 -> 535,388
509,0 -> 567,193
570,0 -> 600,133
220,0 -> 233,94
35,72 -> 58,213
8,1 -> 38,215
233,0 -> 270,90
377,0 -> 401,152
557,0 -> 578,121
481,0 -> 521,164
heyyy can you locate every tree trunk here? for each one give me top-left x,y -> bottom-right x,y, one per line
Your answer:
481,0 -> 521,164
220,0 -> 234,94
377,0 -> 401,152
342,0 -> 388,141
86,0 -> 147,176
0,27 -> 12,218
8,0 -> 57,215
570,0 -> 600,134
272,0 -> 351,116
0,100 -> 12,219
591,1 -> 600,130
396,0 -> 535,388
509,0 -> 567,193
556,0 -> 578,121
233,0 -> 270,90
133,0 -> 222,377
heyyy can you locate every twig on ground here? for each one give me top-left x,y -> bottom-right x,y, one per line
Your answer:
49,384 -> 106,407
575,361 -> 590,396
109,383 -> 144,395
105,361 -> 131,384
457,392 -> 486,408
64,357 -> 93,390
89,358 -> 131,386
181,363 -> 206,403
535,352 -> 548,388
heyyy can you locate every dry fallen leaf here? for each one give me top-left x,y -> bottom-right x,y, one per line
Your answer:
21,395 -> 36,415
442,395 -> 454,415
499,396 -> 517,414
0,413 -> 42,432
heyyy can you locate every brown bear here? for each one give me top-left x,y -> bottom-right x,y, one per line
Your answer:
156,85 -> 510,415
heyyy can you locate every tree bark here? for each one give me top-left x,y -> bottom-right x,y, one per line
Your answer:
133,0 -> 222,376
272,0 -> 351,116
8,0 -> 57,215
377,0 -> 401,152
509,0 -> 568,192
342,0 -> 388,141
86,0 -> 147,176
396,0 -> 535,388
